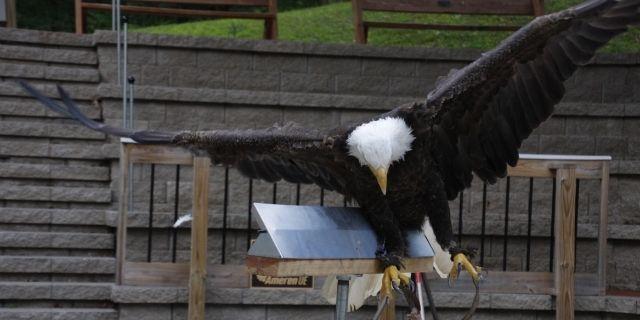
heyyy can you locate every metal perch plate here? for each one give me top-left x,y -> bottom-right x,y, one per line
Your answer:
247,203 -> 434,276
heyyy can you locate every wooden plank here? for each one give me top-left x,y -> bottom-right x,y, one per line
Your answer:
209,264 -> 251,288
188,156 -> 211,320
115,143 -> 131,285
123,262 -> 251,287
364,21 -> 520,32
82,2 -> 275,19
379,284 -> 395,320
246,256 -> 433,277
128,144 -> 193,165
130,0 -> 270,5
360,0 -> 535,15
597,162 -> 609,296
555,166 -> 576,320
425,272 -> 599,296
508,158 -> 605,179
123,262 -> 190,286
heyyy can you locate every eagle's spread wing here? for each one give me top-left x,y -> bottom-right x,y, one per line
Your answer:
20,81 -> 349,193
426,0 -> 639,199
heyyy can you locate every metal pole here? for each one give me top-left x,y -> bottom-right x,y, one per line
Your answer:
127,76 -> 135,212
128,76 -> 135,127
116,1 -> 121,85
112,0 -> 116,30
336,275 -> 350,320
122,16 -> 128,127
121,15 -> 133,213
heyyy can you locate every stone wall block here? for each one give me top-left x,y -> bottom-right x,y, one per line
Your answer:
128,46 -> 158,65
45,66 -> 100,82
336,75 -> 388,96
226,70 -> 280,91
165,104 -> 225,129
44,47 -> 98,65
596,136 -> 627,159
362,58 -> 416,76
49,257 -> 115,274
281,72 -> 334,94
307,56 -> 361,74
283,109 -> 340,130
566,118 -> 623,136
169,67 -> 224,89
157,48 -> 196,67
51,283 -> 111,300
539,135 -> 595,154
0,44 -> 44,61
416,61 -> 466,83
0,282 -> 50,299
0,62 -> 45,78
388,76 -> 431,97
141,65 -> 171,86
224,105 -> 283,128
118,305 -> 172,320
266,306 -> 333,320
254,54 -> 306,72
603,67 -> 640,103
563,67 -> 604,102
197,51 -> 252,70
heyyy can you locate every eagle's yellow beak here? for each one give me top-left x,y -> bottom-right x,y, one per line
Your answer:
369,166 -> 388,195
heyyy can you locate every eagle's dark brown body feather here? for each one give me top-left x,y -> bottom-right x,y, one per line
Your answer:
21,0 -> 640,264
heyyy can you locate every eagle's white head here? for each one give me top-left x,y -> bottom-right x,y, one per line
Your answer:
346,117 -> 415,194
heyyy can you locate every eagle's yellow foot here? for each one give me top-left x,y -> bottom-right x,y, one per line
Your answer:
381,265 -> 412,295
448,253 -> 482,287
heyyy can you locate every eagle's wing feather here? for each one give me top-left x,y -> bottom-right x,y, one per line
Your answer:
20,81 -> 349,193
425,0 -> 639,199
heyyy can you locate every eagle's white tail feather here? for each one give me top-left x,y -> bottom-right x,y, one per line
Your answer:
172,214 -> 193,228
422,220 -> 453,278
321,220 -> 452,311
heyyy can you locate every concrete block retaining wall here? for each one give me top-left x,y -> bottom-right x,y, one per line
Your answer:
1,27 -> 639,318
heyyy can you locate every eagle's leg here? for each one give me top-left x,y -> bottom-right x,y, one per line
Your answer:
361,202 -> 414,293
448,247 -> 482,286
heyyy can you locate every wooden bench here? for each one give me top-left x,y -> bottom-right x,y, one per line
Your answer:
75,0 -> 278,39
352,0 -> 544,44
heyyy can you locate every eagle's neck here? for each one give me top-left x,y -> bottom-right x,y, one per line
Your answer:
346,117 -> 415,170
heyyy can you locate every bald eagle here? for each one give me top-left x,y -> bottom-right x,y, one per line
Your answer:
21,0 -> 640,304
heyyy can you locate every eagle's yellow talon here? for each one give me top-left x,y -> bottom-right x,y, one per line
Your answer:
380,265 -> 411,295
449,253 -> 481,286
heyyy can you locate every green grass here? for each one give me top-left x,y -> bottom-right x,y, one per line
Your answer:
136,1 -> 640,52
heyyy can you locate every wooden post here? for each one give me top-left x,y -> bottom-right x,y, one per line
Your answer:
5,0 -> 16,28
378,291 -> 395,320
531,0 -> 544,16
75,0 -> 84,34
597,161 -> 609,296
264,0 -> 278,39
115,143 -> 130,285
352,0 -> 366,43
188,155 -> 211,320
554,166 -> 576,320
